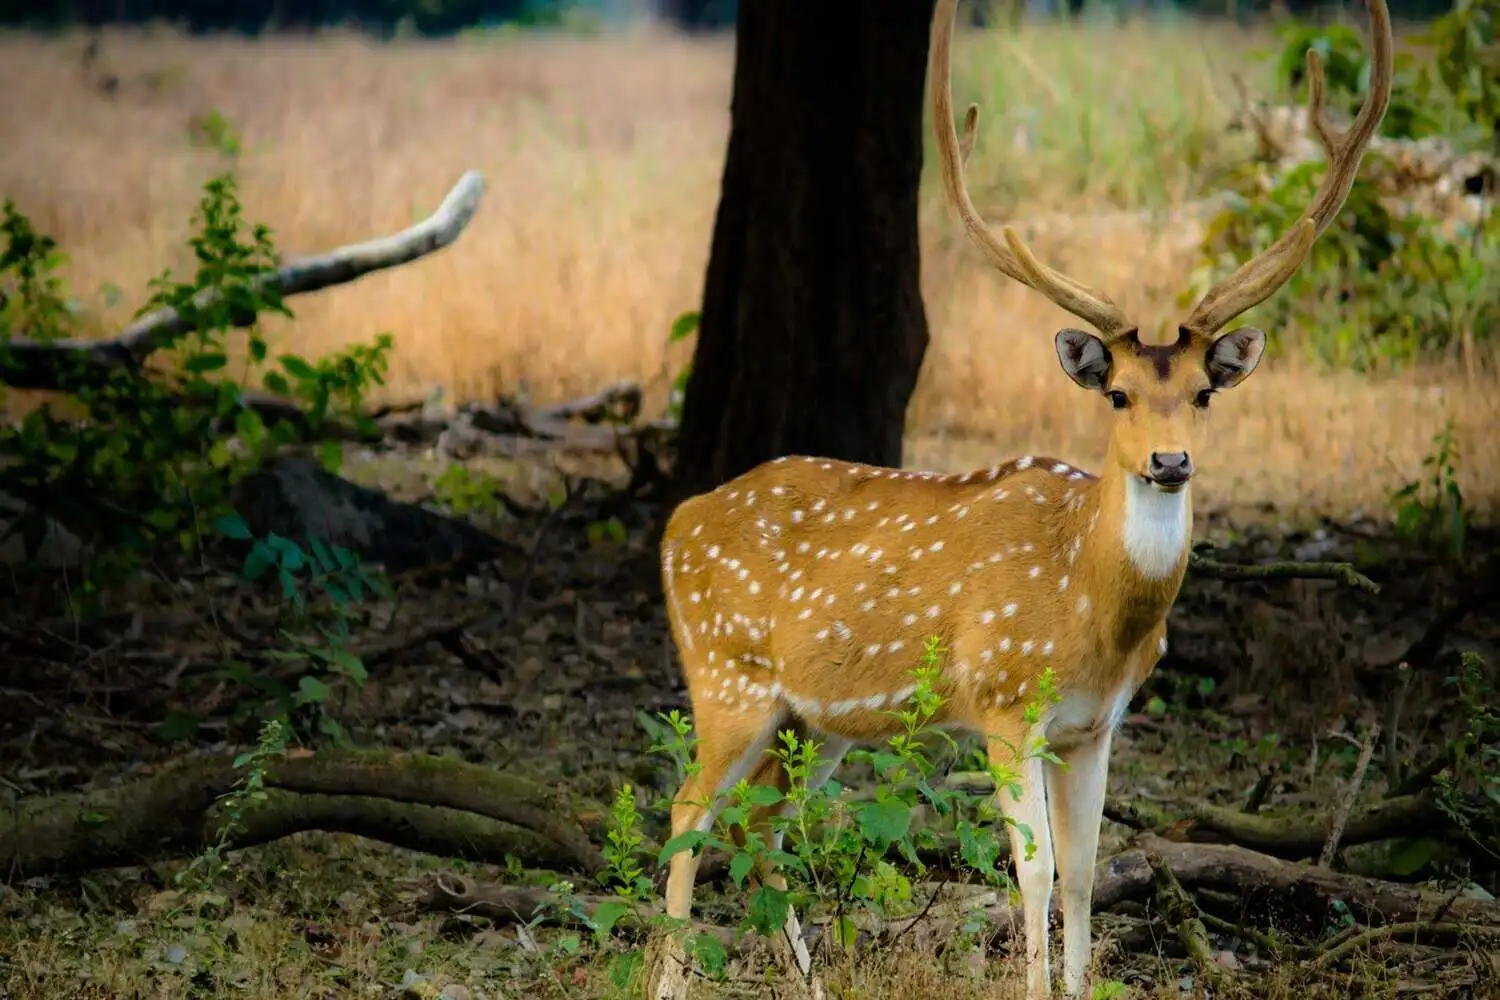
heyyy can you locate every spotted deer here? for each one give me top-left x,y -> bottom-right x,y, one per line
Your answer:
648,0 -> 1393,996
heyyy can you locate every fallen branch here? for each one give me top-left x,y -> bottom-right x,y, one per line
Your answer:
944,769 -> 1480,863
0,746 -> 604,880
1309,920 -> 1500,968
889,833 -> 1500,953
1146,848 -> 1226,987
1,171 -> 487,390
1320,722 -> 1380,868
1188,551 -> 1380,595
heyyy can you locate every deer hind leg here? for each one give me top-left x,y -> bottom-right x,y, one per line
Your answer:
1045,728 -> 1114,999
987,725 -> 1056,1000
732,731 -> 851,990
652,707 -> 787,1000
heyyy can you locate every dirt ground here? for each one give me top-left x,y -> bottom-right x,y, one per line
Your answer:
2,443 -> 1497,1000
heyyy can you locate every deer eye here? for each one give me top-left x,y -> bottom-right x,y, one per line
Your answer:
1194,389 -> 1215,409
1106,390 -> 1130,410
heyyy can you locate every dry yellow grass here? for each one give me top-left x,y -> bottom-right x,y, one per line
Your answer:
1,18 -> 1495,525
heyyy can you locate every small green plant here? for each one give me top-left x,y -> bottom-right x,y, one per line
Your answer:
632,636 -> 1066,985
162,513 -> 392,744
1432,651 -> 1500,862
177,716 -> 290,894
1389,417 -> 1467,562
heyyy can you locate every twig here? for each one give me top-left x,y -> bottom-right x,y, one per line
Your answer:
1310,921 -> 1500,968
1385,661 -> 1413,789
1188,552 -> 1380,595
887,876 -> 949,952
1198,911 -> 1306,959
1320,722 -> 1380,868
2,171 -> 487,390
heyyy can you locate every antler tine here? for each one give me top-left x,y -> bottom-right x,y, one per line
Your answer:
1184,0 -> 1394,338
929,0 -> 1134,340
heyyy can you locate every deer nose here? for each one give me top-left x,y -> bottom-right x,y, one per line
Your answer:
1148,451 -> 1194,485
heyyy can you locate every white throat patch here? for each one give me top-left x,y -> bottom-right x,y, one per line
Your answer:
1121,476 -> 1190,580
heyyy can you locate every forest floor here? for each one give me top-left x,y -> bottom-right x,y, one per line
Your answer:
2,441 -> 1497,1000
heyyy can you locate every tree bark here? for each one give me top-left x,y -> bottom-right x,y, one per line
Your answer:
0,748 -> 605,880
672,0 -> 936,501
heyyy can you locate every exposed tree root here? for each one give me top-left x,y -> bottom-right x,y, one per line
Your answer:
0,747 -> 604,879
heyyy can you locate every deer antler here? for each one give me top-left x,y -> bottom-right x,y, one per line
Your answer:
929,0 -> 1134,340
1183,0 -> 1394,337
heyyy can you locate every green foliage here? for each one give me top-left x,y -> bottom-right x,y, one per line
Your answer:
1432,651 -> 1500,865
0,112 -> 396,591
1192,4 -> 1500,372
1269,18 -> 1442,140
1389,417 -> 1467,561
1,111 -> 399,749
1428,0 -> 1500,152
555,636 -> 1071,984
190,514 -> 390,742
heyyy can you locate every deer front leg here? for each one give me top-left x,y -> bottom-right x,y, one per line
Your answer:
1045,728 -> 1114,999
651,712 -> 786,1000
988,730 -> 1055,999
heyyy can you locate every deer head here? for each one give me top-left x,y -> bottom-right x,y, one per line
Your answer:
930,0 -> 1392,495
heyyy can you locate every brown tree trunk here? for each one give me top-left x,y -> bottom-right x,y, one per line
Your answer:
672,0 -> 936,502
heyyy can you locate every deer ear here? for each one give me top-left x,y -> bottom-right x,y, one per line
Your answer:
1055,328 -> 1112,391
1205,326 -> 1266,389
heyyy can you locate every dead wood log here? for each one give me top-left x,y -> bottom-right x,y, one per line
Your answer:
0,747 -> 604,880
945,769 -> 1467,861
1,171 -> 486,391
888,833 -> 1500,953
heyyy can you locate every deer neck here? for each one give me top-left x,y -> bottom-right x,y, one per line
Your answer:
1070,450 -> 1192,652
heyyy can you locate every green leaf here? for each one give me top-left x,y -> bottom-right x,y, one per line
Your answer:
184,351 -> 228,373
856,798 -> 911,846
832,915 -> 857,949
295,675 -> 330,705
207,438 -> 235,469
590,899 -> 632,939
657,829 -> 710,864
728,850 -> 756,886
262,371 -> 291,395
242,541 -> 276,581
668,310 -> 700,343
742,784 -> 784,808
278,354 -> 317,380
745,884 -> 791,937
212,512 -> 252,540
762,850 -> 807,876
